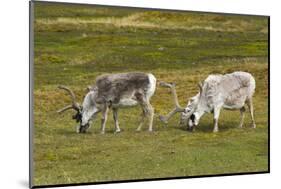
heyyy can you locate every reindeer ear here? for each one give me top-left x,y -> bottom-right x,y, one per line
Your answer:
189,97 -> 195,102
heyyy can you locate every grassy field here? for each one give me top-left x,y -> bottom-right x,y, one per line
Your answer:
32,2 -> 269,186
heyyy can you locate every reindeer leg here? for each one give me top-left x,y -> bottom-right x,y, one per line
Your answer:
100,105 -> 109,134
147,101 -> 154,132
238,106 -> 246,128
137,100 -> 154,132
247,98 -> 256,128
213,107 -> 221,132
136,109 -> 146,132
135,91 -> 148,132
112,108 -> 121,133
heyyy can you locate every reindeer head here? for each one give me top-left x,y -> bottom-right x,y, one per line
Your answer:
180,82 -> 204,131
57,85 -> 95,133
159,81 -> 203,132
179,98 -> 198,131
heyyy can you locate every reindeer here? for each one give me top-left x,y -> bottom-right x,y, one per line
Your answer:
159,71 -> 256,132
57,72 -> 156,133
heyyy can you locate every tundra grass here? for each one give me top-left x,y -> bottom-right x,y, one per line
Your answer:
32,2 -> 269,186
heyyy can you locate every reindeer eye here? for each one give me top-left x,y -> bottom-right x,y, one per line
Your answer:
185,107 -> 191,113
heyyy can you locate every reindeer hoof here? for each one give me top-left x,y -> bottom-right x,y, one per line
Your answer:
114,130 -> 121,134
100,131 -> 105,134
213,129 -> 219,133
251,124 -> 256,129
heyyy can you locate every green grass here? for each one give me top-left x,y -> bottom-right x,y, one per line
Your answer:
33,2 -> 269,186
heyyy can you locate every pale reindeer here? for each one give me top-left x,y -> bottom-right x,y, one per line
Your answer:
159,71 -> 256,132
57,72 -> 156,133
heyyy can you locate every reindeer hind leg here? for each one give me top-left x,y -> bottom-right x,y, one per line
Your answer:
135,92 -> 147,132
246,98 -> 256,128
137,101 -> 154,132
136,109 -> 146,132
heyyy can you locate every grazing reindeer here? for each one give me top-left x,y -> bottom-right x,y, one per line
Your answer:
159,71 -> 256,132
57,72 -> 156,133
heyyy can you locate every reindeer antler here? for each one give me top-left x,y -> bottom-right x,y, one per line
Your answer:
57,85 -> 81,113
159,81 -> 204,124
159,81 -> 186,123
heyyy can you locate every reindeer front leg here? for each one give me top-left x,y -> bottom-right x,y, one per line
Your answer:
147,102 -> 154,132
112,108 -> 121,133
100,105 -> 109,134
238,106 -> 246,128
213,107 -> 221,132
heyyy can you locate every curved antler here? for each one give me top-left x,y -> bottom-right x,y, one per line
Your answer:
57,85 -> 81,113
159,81 -> 204,124
159,81 -> 186,123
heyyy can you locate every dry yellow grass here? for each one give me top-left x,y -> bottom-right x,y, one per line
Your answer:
35,11 -> 268,33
